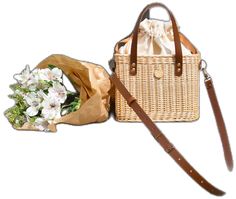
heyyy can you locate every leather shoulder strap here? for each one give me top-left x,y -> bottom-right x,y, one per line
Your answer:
110,73 -> 226,196
205,78 -> 233,171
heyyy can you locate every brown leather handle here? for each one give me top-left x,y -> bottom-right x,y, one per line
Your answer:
130,3 -> 183,76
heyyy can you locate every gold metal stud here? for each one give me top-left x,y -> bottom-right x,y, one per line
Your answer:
176,63 -> 182,73
130,67 -> 136,74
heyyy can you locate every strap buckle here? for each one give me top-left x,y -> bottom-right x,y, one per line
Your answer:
165,143 -> 175,153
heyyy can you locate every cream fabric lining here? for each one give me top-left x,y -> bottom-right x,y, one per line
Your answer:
119,19 -> 191,55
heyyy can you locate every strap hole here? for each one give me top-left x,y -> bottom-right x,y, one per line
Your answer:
189,170 -> 192,173
178,158 -> 181,161
201,180 -> 204,184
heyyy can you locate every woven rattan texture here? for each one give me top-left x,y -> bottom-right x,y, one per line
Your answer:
115,54 -> 201,121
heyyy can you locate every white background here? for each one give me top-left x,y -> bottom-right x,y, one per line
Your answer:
0,0 -> 235,198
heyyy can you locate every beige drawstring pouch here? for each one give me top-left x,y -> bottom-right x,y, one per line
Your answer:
119,18 -> 191,55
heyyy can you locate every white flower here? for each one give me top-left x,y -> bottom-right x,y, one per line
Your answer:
28,72 -> 39,88
27,78 -> 40,91
34,118 -> 49,131
48,82 -> 67,103
29,69 -> 51,91
14,65 -> 32,85
24,92 -> 42,117
39,68 -> 62,82
29,69 -> 40,88
14,65 -> 41,90
37,90 -> 48,99
41,96 -> 61,120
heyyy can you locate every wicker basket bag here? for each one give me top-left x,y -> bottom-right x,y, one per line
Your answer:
109,4 -> 233,193
112,3 -> 201,122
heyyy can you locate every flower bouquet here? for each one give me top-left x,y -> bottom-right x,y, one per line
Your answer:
5,64 -> 81,131
5,54 -> 111,132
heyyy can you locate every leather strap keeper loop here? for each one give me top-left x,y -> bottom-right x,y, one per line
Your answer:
127,96 -> 137,107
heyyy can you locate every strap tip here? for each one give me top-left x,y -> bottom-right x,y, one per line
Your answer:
227,163 -> 233,172
214,190 -> 225,197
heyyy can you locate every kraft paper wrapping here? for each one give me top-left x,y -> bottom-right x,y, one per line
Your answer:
20,54 -> 111,132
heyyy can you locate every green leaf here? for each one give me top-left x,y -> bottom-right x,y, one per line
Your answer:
61,97 -> 81,115
9,83 -> 20,91
37,80 -> 52,90
4,106 -> 27,128
28,116 -> 37,123
13,115 -> 27,128
9,84 -> 30,93
48,64 -> 57,70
